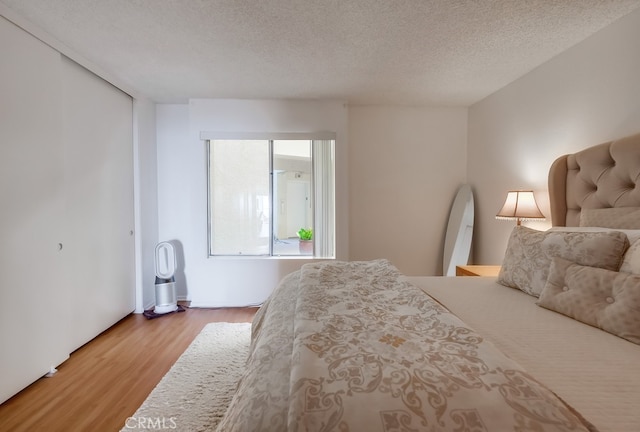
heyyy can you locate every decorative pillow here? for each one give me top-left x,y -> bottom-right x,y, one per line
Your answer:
498,227 -> 546,296
538,257 -> 640,345
579,207 -> 640,229
498,226 -> 629,297
547,226 -> 640,243
548,225 -> 640,275
620,238 -> 640,274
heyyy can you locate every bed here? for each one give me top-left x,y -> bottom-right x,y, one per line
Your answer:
217,133 -> 640,432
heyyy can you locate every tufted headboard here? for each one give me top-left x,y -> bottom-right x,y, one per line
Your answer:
548,132 -> 640,227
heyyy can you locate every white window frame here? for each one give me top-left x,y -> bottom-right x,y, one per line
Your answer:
201,131 -> 336,259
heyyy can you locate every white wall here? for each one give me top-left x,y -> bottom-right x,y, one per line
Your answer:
134,98 -> 159,311
348,105 -> 468,275
468,8 -> 640,265
156,99 -> 348,307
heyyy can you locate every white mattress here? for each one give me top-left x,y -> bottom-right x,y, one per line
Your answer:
404,276 -> 640,432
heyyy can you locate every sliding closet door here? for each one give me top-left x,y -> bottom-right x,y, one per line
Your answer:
0,17 -> 70,404
61,57 -> 135,351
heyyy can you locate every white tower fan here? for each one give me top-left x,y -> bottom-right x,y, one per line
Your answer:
154,242 -> 178,314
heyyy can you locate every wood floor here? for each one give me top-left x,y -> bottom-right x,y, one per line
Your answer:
0,307 -> 257,432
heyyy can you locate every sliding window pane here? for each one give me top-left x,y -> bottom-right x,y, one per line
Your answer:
272,140 -> 313,255
210,140 -> 270,255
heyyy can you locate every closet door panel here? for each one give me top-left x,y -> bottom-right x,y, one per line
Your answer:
0,17 -> 70,404
61,57 -> 135,351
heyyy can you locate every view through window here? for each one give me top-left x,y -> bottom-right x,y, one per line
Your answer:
207,137 -> 335,258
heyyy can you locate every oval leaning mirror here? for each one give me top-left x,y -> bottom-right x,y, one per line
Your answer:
442,184 -> 474,276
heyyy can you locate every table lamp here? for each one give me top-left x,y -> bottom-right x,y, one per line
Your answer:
495,190 -> 545,225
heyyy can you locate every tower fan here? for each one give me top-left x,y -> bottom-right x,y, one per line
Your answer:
154,242 -> 178,314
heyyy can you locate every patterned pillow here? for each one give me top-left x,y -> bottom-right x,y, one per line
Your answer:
547,226 -> 640,243
538,257 -> 640,345
498,226 -> 629,297
549,228 -> 640,276
620,238 -> 640,274
580,207 -> 640,229
497,227 -> 546,296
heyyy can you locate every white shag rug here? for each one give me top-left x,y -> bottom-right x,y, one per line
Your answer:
121,322 -> 251,432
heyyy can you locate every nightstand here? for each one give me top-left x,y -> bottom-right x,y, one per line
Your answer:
455,265 -> 501,277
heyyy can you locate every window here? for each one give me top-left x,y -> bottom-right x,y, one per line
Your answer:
206,134 -> 335,258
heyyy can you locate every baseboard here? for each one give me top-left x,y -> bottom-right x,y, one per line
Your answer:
189,301 -> 263,309
137,296 -> 189,314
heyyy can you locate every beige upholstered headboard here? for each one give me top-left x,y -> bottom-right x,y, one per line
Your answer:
548,132 -> 640,227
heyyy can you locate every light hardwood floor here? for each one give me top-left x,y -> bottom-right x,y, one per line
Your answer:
0,307 -> 258,432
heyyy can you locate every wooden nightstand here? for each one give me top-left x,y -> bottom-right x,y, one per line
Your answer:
456,265 -> 501,277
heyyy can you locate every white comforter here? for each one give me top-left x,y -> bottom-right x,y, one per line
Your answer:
217,260 -> 597,431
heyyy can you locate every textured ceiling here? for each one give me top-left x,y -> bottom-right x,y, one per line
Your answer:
2,0 -> 640,106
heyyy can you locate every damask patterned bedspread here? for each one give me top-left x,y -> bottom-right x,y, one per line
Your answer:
217,260 -> 597,432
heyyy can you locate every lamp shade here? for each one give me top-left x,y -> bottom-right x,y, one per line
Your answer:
496,190 -> 544,225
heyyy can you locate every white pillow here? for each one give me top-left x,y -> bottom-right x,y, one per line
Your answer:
579,207 -> 640,230
538,257 -> 640,345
